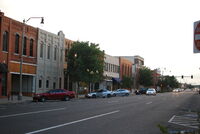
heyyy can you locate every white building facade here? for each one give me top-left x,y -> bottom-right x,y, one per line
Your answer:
99,54 -> 120,90
36,29 -> 65,93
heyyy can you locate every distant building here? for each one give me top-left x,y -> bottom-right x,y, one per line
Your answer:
99,54 -> 120,90
118,55 -> 144,89
119,57 -> 132,79
0,11 -> 38,97
36,29 -> 65,93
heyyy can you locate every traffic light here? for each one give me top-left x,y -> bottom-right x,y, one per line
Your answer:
191,75 -> 193,79
181,75 -> 184,79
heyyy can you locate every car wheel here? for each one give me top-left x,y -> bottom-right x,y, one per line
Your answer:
63,96 -> 70,101
113,94 -> 116,97
125,93 -> 129,96
40,97 -> 46,102
107,94 -> 111,98
92,95 -> 96,98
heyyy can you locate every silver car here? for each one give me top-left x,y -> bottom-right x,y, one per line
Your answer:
96,89 -> 112,98
146,88 -> 156,95
85,92 -> 97,98
112,89 -> 130,96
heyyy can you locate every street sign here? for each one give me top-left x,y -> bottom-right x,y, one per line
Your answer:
194,21 -> 200,53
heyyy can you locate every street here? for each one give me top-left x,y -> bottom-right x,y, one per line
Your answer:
0,91 -> 199,134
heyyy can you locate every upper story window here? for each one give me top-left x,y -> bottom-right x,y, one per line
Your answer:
54,46 -> 57,60
60,49 -> 63,61
23,37 -> 27,55
3,31 -> 9,52
30,39 -> 34,57
47,45 -> 50,59
15,34 -> 20,54
65,49 -> 68,62
104,63 -> 106,71
40,42 -> 43,58
106,63 -> 108,71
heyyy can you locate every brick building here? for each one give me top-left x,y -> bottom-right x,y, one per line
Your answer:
64,38 -> 74,90
119,57 -> 132,80
0,12 -> 38,97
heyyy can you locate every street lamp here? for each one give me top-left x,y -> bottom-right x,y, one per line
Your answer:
18,17 -> 44,100
87,69 -> 99,92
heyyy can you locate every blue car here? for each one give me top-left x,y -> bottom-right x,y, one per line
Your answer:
112,89 -> 130,96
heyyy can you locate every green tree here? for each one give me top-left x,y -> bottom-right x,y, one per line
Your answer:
67,41 -> 104,89
121,76 -> 133,89
138,67 -> 153,87
157,76 -> 179,91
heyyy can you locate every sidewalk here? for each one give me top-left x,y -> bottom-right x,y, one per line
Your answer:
0,95 -> 33,105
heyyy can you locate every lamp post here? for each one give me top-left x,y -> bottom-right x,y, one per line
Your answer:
87,69 -> 99,92
18,17 -> 44,100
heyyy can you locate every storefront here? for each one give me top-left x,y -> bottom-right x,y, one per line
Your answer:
0,63 -> 8,97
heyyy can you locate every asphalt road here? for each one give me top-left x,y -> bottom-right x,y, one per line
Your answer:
0,91 -> 199,134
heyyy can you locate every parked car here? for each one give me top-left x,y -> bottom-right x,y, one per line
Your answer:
85,92 -> 97,98
112,89 -> 130,96
33,89 -> 75,102
96,89 -> 112,98
135,88 -> 148,95
146,88 -> 156,95
173,89 -> 179,92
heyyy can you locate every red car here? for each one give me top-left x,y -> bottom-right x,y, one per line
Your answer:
33,89 -> 75,102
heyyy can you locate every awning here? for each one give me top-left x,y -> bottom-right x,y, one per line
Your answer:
0,63 -> 8,73
112,77 -> 121,83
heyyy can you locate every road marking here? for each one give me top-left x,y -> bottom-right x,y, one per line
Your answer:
146,102 -> 152,105
25,110 -> 120,134
0,107 -> 66,118
168,115 -> 176,122
168,114 -> 199,129
108,101 -> 119,103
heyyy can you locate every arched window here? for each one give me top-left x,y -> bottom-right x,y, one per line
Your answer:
40,42 -> 43,58
30,39 -> 34,56
60,49 -> 63,61
15,34 -> 20,53
3,31 -> 9,52
54,46 -> 57,60
47,45 -> 50,59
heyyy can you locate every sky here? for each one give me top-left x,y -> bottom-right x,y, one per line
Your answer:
1,0 -> 200,84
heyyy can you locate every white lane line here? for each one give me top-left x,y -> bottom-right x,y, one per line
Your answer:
146,102 -> 152,105
108,101 -> 119,103
168,115 -> 199,129
168,115 -> 176,123
0,107 -> 66,118
25,110 -> 120,134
